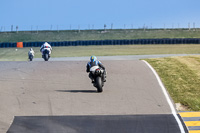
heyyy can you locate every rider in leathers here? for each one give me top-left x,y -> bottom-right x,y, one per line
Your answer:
86,56 -> 106,83
28,48 -> 35,57
40,42 -> 52,58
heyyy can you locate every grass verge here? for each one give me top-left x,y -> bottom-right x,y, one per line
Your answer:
145,55 -> 200,111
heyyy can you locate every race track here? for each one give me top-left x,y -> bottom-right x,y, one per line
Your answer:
0,60 -> 188,133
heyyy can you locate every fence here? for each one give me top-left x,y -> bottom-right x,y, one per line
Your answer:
1,38 -> 200,48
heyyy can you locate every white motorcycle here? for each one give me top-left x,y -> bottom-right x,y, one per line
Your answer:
90,66 -> 105,92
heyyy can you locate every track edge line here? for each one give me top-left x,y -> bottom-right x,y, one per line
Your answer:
142,60 -> 187,133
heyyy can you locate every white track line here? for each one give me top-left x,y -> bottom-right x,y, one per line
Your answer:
142,60 -> 186,133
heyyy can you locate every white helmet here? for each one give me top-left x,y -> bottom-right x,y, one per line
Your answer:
44,42 -> 49,45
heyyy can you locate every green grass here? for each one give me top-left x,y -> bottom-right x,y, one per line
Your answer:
1,44 -> 200,61
1,29 -> 200,42
145,56 -> 200,111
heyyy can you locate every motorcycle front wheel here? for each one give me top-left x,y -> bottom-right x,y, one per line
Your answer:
29,55 -> 33,61
44,54 -> 49,61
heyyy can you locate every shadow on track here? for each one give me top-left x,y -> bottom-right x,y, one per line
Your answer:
56,90 -> 97,93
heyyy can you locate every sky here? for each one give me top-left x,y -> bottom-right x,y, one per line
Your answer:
1,0 -> 200,31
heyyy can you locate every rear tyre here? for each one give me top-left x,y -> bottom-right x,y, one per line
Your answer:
96,77 -> 103,92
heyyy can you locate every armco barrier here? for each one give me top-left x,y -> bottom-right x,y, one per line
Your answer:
1,38 -> 200,48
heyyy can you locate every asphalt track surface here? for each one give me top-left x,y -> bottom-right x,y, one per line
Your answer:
0,56 -> 188,133
34,54 -> 199,61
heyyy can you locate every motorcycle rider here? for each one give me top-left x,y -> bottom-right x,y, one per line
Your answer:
28,48 -> 35,58
40,42 -> 52,58
86,56 -> 106,83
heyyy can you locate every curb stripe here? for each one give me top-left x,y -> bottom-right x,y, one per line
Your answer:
188,126 -> 200,130
180,112 -> 200,132
182,117 -> 200,121
185,121 -> 200,127
189,130 -> 200,133
180,112 -> 200,118
142,60 -> 186,133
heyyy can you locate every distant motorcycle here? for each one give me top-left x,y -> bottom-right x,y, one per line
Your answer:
90,66 -> 105,92
28,53 -> 34,61
42,49 -> 50,61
